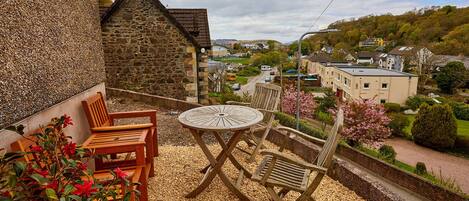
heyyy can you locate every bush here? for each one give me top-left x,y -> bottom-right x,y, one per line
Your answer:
415,162 -> 427,175
449,101 -> 469,120
220,92 -> 241,104
412,104 -> 458,149
388,113 -> 410,136
435,61 -> 469,94
316,111 -> 334,131
383,103 -> 401,113
379,145 -> 397,163
237,66 -> 261,77
405,95 -> 434,110
275,112 -> 326,139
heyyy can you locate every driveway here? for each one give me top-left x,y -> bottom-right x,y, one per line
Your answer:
235,68 -> 275,95
385,138 -> 469,193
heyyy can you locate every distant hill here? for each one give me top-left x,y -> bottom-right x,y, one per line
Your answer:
305,5 -> 469,56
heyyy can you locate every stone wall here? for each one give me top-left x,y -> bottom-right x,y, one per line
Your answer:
101,0 -> 198,101
0,0 -> 105,130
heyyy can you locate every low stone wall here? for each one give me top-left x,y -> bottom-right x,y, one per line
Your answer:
106,87 -> 202,111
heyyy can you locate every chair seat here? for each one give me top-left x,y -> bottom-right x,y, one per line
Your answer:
252,156 -> 310,192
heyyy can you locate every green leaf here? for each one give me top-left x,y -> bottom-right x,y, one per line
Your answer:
45,188 -> 58,200
7,174 -> 17,187
63,184 -> 75,195
67,195 -> 81,201
50,164 -> 57,175
30,173 -> 48,185
5,125 -> 25,135
13,161 -> 26,176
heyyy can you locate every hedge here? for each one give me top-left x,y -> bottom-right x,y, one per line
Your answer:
274,112 -> 326,139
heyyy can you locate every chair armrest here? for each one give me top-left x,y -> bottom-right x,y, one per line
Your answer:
277,126 -> 326,145
109,110 -> 157,126
260,149 -> 327,172
257,108 -> 277,114
91,123 -> 153,132
225,101 -> 250,106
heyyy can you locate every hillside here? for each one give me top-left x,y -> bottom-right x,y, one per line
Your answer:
305,5 -> 469,56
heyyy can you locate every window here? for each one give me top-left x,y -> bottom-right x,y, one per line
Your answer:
363,83 -> 370,89
344,78 -> 350,87
382,83 -> 388,89
380,99 -> 386,104
337,74 -> 341,81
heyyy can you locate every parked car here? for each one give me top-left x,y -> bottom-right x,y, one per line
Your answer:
264,76 -> 272,82
261,65 -> 272,71
285,69 -> 297,74
232,83 -> 241,90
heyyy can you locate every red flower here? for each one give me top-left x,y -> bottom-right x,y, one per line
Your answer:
30,145 -> 43,152
113,167 -> 128,180
64,142 -> 77,156
63,114 -> 73,128
34,169 -> 49,177
78,163 -> 87,171
73,181 -> 97,197
44,180 -> 58,190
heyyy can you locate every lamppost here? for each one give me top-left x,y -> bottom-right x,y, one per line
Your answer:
296,29 -> 339,130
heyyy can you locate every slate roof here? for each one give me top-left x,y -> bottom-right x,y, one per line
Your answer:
306,53 -> 332,63
357,51 -> 379,59
167,9 -> 211,48
99,0 -> 202,48
337,67 -> 417,77
388,46 -> 424,56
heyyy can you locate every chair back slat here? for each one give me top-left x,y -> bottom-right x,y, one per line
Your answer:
11,134 -> 40,162
250,83 -> 282,122
82,92 -> 111,128
316,109 -> 343,168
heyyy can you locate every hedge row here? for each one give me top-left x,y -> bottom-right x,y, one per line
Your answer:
274,112 -> 326,139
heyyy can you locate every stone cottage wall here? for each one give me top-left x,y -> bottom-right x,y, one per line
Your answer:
0,0 -> 105,147
101,0 -> 198,101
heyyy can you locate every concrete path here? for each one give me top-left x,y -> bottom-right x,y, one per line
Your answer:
385,138 -> 469,193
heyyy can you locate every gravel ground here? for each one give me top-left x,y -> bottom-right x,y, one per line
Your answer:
106,97 -> 364,201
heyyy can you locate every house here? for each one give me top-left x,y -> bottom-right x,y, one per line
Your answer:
357,51 -> 379,65
100,0 -> 211,104
213,39 -> 238,48
211,45 -> 230,57
433,54 -> 469,70
376,53 -> 388,68
304,53 -> 353,88
321,45 -> 334,54
386,46 -> 433,72
302,53 -> 332,75
1,0 -> 105,148
332,67 -> 418,105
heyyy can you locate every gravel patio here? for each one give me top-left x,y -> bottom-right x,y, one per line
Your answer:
106,97 -> 364,201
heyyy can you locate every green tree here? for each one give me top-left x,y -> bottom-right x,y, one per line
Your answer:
411,104 -> 457,149
288,41 -> 312,56
435,61 -> 469,94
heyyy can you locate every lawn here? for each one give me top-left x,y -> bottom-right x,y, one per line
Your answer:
227,76 -> 248,85
213,57 -> 250,65
404,115 -> 469,138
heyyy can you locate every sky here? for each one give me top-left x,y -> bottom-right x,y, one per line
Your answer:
160,0 -> 469,43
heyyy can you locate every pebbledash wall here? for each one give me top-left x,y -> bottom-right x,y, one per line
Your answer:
101,0 -> 199,102
0,0 -> 106,149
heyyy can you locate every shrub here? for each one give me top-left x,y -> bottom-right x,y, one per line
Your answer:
379,145 -> 397,163
275,112 -> 326,139
282,85 -> 316,118
388,113 -> 410,137
412,104 -> 458,149
415,162 -> 427,175
237,66 -> 261,77
405,95 -> 434,110
316,90 -> 337,113
383,103 -> 401,113
435,61 -> 469,94
449,101 -> 469,120
220,92 -> 241,104
316,111 -> 334,132
332,99 -> 391,146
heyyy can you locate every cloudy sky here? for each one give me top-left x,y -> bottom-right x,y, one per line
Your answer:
160,0 -> 469,43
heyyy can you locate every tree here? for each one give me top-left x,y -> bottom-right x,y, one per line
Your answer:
288,41 -> 312,56
316,90 -> 336,113
435,61 -> 469,94
282,85 -> 316,118
411,104 -> 457,149
332,99 -> 391,146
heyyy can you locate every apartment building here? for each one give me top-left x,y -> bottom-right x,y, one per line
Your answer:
332,67 -> 418,105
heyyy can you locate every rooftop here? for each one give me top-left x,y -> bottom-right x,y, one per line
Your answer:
337,67 -> 417,77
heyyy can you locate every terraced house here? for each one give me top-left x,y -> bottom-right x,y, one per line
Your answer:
100,0 -> 211,104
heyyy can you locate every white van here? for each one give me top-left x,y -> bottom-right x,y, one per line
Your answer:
261,65 -> 272,71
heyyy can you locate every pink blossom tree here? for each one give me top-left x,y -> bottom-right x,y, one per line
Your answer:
332,99 -> 391,146
282,85 -> 316,118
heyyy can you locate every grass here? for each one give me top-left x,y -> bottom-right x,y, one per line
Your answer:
213,57 -> 250,65
403,114 -> 469,137
235,76 -> 248,85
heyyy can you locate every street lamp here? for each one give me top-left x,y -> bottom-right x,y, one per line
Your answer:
296,29 -> 339,130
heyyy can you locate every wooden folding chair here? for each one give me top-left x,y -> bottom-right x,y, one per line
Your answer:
10,137 -> 147,201
82,92 -> 158,169
251,109 -> 344,201
227,83 -> 282,162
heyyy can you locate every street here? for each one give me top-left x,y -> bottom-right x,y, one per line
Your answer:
235,67 -> 275,95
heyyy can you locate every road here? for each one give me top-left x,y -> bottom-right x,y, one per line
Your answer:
235,68 -> 275,95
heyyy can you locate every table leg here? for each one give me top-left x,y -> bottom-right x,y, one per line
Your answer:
212,131 -> 252,178
186,130 -> 251,201
146,130 -> 155,177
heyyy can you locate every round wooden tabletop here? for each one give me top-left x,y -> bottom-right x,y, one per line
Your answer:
178,105 -> 264,131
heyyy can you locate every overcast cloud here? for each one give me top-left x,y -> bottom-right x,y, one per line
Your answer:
160,0 -> 469,43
